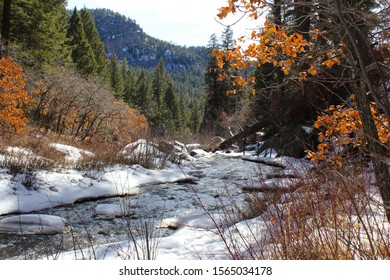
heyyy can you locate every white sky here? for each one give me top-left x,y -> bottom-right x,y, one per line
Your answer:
66,0 -> 261,46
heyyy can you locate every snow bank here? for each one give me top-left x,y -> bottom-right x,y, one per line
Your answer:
0,214 -> 67,234
95,203 -> 133,218
48,143 -> 95,164
119,139 -> 162,157
0,164 -> 197,215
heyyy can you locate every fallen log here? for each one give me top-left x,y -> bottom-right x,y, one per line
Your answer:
241,156 -> 287,168
216,120 -> 269,151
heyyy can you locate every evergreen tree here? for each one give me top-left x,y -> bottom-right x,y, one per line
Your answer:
190,100 -> 202,134
202,28 -> 237,133
110,53 -> 124,98
3,0 -> 71,68
122,58 -> 136,106
135,69 -> 155,118
151,59 -> 168,110
179,94 -> 190,131
80,8 -> 109,81
220,26 -> 238,114
1,0 -> 11,55
66,8 -> 97,76
164,81 -> 181,133
202,33 -> 222,131
220,26 -> 234,51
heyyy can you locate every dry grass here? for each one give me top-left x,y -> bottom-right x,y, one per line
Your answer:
210,162 -> 390,260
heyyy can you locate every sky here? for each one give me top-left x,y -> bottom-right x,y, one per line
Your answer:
66,0 -> 261,47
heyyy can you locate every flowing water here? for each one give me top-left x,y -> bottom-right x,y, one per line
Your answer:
0,154 -> 276,259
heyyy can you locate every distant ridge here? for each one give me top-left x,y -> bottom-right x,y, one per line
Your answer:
90,8 -> 208,73
88,8 -> 208,98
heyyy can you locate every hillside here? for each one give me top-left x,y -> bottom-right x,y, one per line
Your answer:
90,8 -> 209,98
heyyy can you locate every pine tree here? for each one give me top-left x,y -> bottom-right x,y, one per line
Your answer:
66,8 -> 97,77
220,26 -> 234,51
135,69 -> 155,118
80,8 -> 109,81
220,26 -> 238,114
122,58 -> 136,106
110,53 -> 124,98
1,0 -> 11,55
179,94 -> 190,131
151,59 -> 168,110
3,0 -> 71,68
164,81 -> 181,133
203,33 -> 222,130
190,100 -> 202,134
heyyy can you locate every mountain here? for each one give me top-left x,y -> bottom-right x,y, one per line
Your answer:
89,8 -> 209,98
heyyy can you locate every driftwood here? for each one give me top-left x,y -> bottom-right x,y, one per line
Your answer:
216,120 -> 269,151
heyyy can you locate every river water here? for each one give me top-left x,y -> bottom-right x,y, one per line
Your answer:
0,153 -> 275,259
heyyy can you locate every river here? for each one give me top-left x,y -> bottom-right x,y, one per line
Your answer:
0,153 -> 276,259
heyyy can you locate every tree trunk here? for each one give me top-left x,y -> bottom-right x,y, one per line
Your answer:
217,120 -> 270,151
335,0 -> 390,221
1,0 -> 12,56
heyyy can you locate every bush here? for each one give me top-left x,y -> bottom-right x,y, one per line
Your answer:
0,56 -> 31,135
211,163 -> 390,259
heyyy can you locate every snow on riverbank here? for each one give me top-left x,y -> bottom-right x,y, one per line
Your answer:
0,214 -> 67,234
0,141 -> 199,217
0,164 -> 197,215
1,140 -> 389,260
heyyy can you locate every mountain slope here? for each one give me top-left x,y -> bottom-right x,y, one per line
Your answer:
90,8 -> 209,98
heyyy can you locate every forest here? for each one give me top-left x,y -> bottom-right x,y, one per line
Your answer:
0,0 -> 389,216
0,0 -> 389,261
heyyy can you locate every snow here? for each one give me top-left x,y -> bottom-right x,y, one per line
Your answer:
95,203 -> 133,218
49,143 -> 95,164
0,164 -> 197,215
0,214 -> 67,234
0,146 -> 47,167
0,139 -> 389,260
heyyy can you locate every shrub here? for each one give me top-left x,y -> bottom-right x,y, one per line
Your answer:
0,56 -> 31,135
211,163 -> 389,259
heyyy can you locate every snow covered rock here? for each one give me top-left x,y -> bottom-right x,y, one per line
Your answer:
95,203 -> 133,218
189,149 -> 211,158
160,212 -> 241,230
49,143 -> 95,164
119,139 -> 162,157
0,214 -> 67,234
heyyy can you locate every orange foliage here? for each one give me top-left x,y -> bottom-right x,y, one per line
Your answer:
28,68 -> 148,142
112,103 -> 148,142
0,56 -> 31,134
215,1 -> 389,168
213,2 -> 343,90
306,98 -> 389,166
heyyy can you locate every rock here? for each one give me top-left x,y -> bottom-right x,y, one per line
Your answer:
48,143 -> 95,164
185,143 -> 201,151
206,136 -> 225,151
119,139 -> 162,158
189,149 -> 210,158
158,140 -> 194,162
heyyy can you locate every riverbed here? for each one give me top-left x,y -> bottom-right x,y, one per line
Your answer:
0,152 -> 276,259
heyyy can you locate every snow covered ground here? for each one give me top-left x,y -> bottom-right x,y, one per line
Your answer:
0,140 -> 389,260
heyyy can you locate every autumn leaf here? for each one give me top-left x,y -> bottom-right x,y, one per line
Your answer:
217,59 -> 225,69
306,98 -> 388,166
323,59 -> 335,67
0,56 -> 30,134
308,65 -> 318,76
